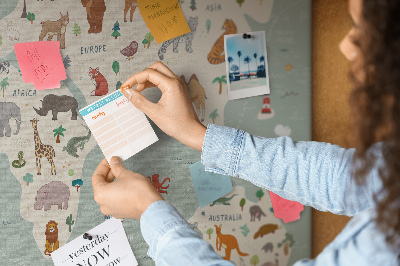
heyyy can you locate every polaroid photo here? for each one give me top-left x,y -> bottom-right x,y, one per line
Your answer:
224,31 -> 270,100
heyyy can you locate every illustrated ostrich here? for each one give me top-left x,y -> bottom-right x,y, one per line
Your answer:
120,41 -> 138,60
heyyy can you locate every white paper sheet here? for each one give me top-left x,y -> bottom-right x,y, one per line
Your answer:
52,218 -> 138,266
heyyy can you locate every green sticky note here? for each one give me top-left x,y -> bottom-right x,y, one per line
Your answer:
189,161 -> 233,208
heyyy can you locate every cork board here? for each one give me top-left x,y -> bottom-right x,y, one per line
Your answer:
312,0 -> 353,258
0,0 -> 313,265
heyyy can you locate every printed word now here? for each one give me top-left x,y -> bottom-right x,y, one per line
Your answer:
76,245 -> 110,266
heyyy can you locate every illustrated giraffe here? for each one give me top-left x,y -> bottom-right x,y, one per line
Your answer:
30,119 -> 56,175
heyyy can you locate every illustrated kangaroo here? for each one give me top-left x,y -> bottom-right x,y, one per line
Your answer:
214,224 -> 249,260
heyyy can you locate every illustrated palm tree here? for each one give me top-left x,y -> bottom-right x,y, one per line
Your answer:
212,76 -> 227,94
237,51 -> 242,77
260,55 -> 265,71
1,77 -> 9,97
209,109 -> 219,123
253,53 -> 258,72
227,56 -> 234,73
53,125 -> 66,143
244,56 -> 252,77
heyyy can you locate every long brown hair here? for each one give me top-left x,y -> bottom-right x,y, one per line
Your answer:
349,0 -> 400,253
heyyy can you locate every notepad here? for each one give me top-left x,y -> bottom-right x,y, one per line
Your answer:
79,91 -> 158,163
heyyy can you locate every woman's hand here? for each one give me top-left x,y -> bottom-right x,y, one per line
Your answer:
120,61 -> 207,151
92,156 -> 164,220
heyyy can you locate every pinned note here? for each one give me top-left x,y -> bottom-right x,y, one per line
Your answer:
137,0 -> 191,44
190,161 -> 233,208
52,218 -> 138,266
14,41 -> 66,90
79,90 -> 158,163
269,192 -> 304,223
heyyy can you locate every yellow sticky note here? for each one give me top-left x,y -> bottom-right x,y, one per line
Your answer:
137,0 -> 191,44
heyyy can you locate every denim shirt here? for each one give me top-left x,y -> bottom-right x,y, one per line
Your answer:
140,124 -> 399,265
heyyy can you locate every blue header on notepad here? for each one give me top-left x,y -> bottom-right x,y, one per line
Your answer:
79,91 -> 123,117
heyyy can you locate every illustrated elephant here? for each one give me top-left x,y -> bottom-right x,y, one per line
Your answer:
33,94 -> 78,120
0,102 -> 21,137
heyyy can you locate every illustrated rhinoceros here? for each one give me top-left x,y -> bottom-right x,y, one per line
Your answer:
34,181 -> 70,211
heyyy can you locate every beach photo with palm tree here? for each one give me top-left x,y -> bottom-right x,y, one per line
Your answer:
224,31 -> 270,99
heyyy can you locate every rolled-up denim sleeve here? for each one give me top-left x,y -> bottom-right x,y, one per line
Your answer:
140,200 -> 234,266
201,124 -> 383,216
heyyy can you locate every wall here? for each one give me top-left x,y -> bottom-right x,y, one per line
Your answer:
312,0 -> 353,257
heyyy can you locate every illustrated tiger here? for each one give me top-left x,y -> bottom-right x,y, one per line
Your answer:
207,19 -> 237,64
89,67 -> 108,96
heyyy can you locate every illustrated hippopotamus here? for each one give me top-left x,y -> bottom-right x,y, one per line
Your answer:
34,181 -> 70,211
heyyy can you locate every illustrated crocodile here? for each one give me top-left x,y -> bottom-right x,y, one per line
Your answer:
210,194 -> 238,206
62,126 -> 91,158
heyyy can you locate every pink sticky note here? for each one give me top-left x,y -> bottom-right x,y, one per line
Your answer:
269,191 -> 304,223
14,41 -> 66,90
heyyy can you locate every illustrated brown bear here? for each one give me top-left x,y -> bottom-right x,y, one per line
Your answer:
81,0 -> 106,33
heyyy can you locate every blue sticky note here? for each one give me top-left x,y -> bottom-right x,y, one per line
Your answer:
189,161 -> 233,208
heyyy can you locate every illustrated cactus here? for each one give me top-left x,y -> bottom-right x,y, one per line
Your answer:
66,214 -> 74,232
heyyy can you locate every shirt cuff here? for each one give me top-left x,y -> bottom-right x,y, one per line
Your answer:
140,200 -> 190,259
201,123 -> 244,176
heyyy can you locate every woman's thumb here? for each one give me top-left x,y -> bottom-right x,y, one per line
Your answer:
122,88 -> 154,116
109,156 -> 127,178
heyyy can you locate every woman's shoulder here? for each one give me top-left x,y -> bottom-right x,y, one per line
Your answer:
320,209 -> 399,265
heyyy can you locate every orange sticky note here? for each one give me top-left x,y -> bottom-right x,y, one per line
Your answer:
269,191 -> 304,223
137,0 -> 191,44
14,41 -> 66,90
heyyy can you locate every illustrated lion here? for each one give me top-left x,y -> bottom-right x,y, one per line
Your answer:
44,220 -> 59,256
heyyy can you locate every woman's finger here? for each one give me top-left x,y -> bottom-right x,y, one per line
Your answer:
146,61 -> 178,79
121,68 -> 173,93
105,169 -> 116,183
92,158 -> 111,192
134,73 -> 186,93
135,81 -> 156,92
